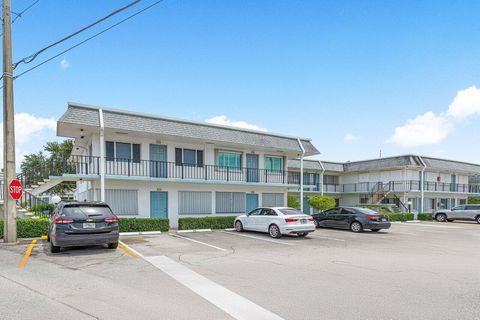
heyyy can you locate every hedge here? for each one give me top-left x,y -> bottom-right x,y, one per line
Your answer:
179,216 -> 236,230
417,213 -> 433,221
385,213 -> 415,222
118,218 -> 169,232
0,218 -> 170,239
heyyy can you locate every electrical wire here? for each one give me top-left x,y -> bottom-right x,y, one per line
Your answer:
4,0 -> 165,86
12,0 -> 143,70
12,0 -> 41,24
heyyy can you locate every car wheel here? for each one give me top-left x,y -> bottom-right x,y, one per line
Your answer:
371,229 -> 380,232
313,220 -> 319,228
476,216 -> 480,224
268,224 -> 282,238
235,220 -> 244,232
47,233 -> 50,242
108,242 -> 118,249
350,221 -> 363,233
298,232 -> 308,237
50,241 -> 61,253
435,213 -> 447,222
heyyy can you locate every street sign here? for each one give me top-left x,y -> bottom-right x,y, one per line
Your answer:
8,179 -> 23,200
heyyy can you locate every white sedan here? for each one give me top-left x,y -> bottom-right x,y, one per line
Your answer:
234,207 -> 316,238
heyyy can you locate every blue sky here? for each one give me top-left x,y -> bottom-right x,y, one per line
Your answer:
3,0 -> 480,164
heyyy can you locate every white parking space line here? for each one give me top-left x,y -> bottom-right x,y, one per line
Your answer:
144,255 -> 284,320
171,234 -> 228,252
220,231 -> 295,246
395,223 -> 463,229
309,234 -> 346,242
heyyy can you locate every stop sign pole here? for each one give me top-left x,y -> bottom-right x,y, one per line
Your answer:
3,0 -> 17,243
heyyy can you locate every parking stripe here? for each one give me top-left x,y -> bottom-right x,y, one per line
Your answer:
309,234 -> 346,242
118,242 -> 139,258
171,234 -> 228,252
220,231 -> 295,246
144,255 -> 285,320
18,240 -> 37,268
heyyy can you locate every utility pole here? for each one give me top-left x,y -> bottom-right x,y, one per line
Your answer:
3,0 -> 17,243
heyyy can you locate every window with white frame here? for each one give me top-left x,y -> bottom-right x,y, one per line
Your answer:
106,141 -> 141,162
175,148 -> 204,166
217,150 -> 242,168
265,156 -> 283,171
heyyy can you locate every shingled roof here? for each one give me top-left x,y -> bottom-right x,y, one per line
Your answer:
58,102 -> 319,156
287,159 -> 344,172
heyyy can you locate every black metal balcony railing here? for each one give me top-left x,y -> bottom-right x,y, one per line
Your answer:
290,179 -> 480,194
22,155 -> 290,186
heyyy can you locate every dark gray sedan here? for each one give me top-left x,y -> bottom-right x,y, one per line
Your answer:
48,201 -> 119,253
312,207 -> 391,232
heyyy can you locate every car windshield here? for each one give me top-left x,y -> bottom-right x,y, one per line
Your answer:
62,205 -> 113,218
278,208 -> 304,215
354,208 -> 379,215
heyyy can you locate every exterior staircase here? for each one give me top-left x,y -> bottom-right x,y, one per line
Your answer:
368,181 -> 408,212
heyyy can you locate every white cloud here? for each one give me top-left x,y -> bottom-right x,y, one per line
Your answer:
205,115 -> 268,132
343,133 -> 359,143
446,85 -> 480,120
0,113 -> 57,167
60,58 -> 70,69
387,111 -> 453,148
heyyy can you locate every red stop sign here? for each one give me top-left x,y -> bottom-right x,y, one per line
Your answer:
8,179 -> 23,200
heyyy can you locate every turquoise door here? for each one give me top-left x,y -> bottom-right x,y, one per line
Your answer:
246,154 -> 259,182
303,196 -> 311,214
150,144 -> 167,178
150,191 -> 168,218
246,194 -> 259,212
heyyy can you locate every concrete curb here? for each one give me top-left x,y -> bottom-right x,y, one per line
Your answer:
176,229 -> 212,234
120,231 -> 162,236
391,220 -> 421,224
224,228 -> 235,231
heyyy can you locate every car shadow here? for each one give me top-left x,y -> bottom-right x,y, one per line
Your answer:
41,243 -> 114,257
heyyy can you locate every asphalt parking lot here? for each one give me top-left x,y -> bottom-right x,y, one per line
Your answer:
1,221 -> 479,320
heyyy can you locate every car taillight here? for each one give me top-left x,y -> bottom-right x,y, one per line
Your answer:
308,217 -> 314,221
105,215 -> 119,223
54,217 -> 74,224
367,215 -> 380,220
285,218 -> 298,223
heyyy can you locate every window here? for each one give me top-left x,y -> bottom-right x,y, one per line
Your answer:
106,141 -> 141,162
248,208 -> 263,216
265,156 -> 283,171
178,191 -> 212,215
323,175 -> 339,185
465,205 -> 480,210
218,151 -> 241,168
175,148 -> 204,166
216,192 -> 246,213
262,193 -> 284,207
263,208 -> 278,216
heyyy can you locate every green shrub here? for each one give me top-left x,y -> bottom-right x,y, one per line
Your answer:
417,213 -> 433,221
0,220 -> 3,238
179,216 -> 237,230
468,197 -> 480,204
30,203 -> 54,214
385,213 -> 414,222
308,196 -> 336,211
118,218 -> 169,232
14,219 -> 50,238
287,195 -> 300,209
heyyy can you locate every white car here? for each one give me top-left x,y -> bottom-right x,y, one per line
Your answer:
234,207 -> 316,238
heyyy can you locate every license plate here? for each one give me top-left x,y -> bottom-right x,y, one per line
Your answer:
300,219 -> 307,224
381,218 -> 387,222
83,223 -> 96,229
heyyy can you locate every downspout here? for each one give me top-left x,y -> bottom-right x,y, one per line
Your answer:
318,160 -> 325,196
99,109 -> 105,202
297,139 -> 306,212
418,156 -> 427,220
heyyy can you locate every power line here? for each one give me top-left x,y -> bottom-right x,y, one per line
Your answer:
12,0 -> 41,24
6,0 -> 165,85
12,0 -> 143,70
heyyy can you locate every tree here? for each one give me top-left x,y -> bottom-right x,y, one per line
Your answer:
20,140 -> 75,195
287,195 -> 300,209
308,196 -> 336,212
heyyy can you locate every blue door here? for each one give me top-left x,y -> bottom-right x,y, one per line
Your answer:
303,196 -> 311,214
246,194 -> 259,212
150,144 -> 167,178
150,191 -> 168,218
246,154 -> 259,182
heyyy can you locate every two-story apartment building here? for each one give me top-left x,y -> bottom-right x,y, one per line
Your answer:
32,102 -> 319,228
288,155 -> 480,213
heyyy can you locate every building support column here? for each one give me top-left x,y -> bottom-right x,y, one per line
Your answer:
418,156 -> 427,219
318,160 -> 325,196
99,109 -> 106,202
297,139 -> 306,212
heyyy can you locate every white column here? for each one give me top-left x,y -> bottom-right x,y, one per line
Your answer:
99,109 -> 106,202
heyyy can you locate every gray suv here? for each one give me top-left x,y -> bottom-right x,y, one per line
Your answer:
433,205 -> 480,223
